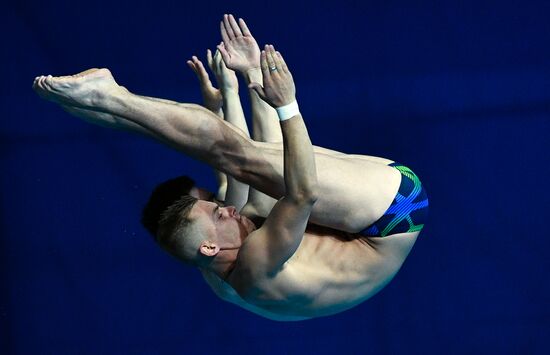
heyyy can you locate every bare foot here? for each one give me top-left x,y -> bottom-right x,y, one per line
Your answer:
32,68 -> 123,109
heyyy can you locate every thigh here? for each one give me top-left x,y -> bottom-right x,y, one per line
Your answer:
241,144 -> 393,218
363,231 -> 421,284
313,145 -> 396,166
243,142 -> 401,232
368,231 -> 420,257
344,154 -> 396,166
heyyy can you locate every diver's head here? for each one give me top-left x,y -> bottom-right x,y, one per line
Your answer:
155,197 -> 254,268
141,175 -> 217,237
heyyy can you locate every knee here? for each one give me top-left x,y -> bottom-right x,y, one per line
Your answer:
209,132 -> 256,177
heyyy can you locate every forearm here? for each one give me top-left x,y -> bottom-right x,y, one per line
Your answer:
219,89 -> 250,209
244,68 -> 282,143
221,90 -> 250,137
205,101 -> 228,202
212,110 -> 228,202
236,69 -> 279,212
281,114 -> 318,201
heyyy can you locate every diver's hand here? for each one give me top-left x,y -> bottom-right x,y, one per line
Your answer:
218,14 -> 261,74
207,46 -> 239,93
248,45 -> 295,108
187,55 -> 222,113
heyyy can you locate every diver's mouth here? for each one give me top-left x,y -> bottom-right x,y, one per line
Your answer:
239,215 -> 250,230
244,216 -> 257,231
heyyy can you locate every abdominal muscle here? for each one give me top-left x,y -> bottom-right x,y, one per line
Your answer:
203,226 -> 396,320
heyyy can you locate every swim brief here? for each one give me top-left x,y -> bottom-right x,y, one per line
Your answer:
359,162 -> 429,237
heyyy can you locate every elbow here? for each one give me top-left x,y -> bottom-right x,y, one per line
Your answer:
307,183 -> 320,204
296,184 -> 319,205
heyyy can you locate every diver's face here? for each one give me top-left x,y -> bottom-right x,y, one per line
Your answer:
190,201 -> 255,252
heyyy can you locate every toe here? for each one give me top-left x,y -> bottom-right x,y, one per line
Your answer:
43,76 -> 54,89
34,77 -> 48,98
39,76 -> 50,90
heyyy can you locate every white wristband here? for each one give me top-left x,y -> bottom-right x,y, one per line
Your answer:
276,101 -> 300,121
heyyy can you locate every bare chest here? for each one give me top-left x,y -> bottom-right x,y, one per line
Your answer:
241,228 -> 386,316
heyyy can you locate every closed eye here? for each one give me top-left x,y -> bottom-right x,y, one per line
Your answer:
213,205 -> 220,220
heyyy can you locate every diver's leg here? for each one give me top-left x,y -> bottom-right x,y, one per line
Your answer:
33,69 -> 400,232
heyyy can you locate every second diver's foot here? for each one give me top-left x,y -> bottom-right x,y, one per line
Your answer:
32,68 -> 123,109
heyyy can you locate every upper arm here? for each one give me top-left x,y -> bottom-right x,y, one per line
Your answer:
238,196 -> 316,278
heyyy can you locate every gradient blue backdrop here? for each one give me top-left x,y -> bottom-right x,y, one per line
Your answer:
3,0 -> 549,354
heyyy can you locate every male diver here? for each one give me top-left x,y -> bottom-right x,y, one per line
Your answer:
33,15 -> 428,320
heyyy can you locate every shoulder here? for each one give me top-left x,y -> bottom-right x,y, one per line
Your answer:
225,230 -> 276,298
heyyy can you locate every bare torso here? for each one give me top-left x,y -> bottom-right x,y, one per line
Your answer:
201,159 -> 420,320
204,221 -> 419,321
203,155 -> 419,321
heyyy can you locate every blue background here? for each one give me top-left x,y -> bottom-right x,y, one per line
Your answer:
3,0 -> 549,353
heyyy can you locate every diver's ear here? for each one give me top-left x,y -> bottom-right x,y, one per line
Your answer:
199,241 -> 220,257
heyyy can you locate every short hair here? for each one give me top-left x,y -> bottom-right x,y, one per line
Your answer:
141,176 -> 196,237
156,194 -> 198,249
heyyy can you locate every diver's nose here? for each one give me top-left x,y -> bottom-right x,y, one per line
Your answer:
227,206 -> 239,218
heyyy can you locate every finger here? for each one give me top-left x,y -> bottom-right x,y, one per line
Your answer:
214,45 -> 225,69
275,51 -> 289,73
187,60 -> 198,75
265,45 -> 277,74
223,14 -> 236,40
206,49 -> 214,72
217,43 -> 231,67
220,21 -> 231,44
270,45 -> 283,71
217,45 -> 232,73
191,56 -> 210,82
215,43 -> 224,60
259,49 -> 269,77
239,18 -> 252,37
195,60 -> 210,82
219,57 -> 230,73
228,14 -> 242,37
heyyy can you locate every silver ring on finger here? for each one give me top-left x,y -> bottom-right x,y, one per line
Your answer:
269,66 -> 278,72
